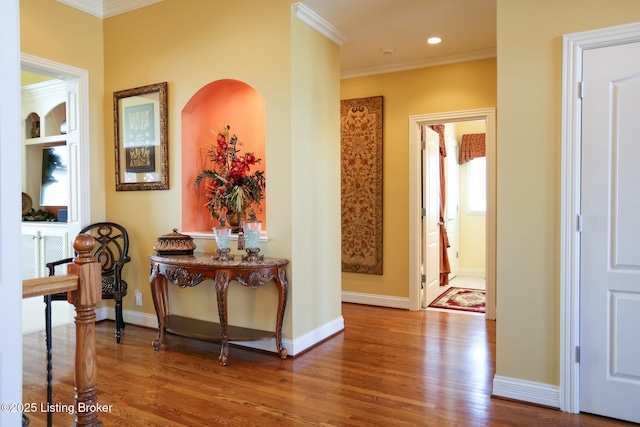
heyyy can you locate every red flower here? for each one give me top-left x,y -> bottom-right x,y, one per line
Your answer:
195,123 -> 265,220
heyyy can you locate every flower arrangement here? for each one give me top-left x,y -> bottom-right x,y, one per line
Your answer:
194,124 -> 265,222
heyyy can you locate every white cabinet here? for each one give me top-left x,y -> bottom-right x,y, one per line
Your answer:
21,223 -> 73,334
21,223 -> 70,280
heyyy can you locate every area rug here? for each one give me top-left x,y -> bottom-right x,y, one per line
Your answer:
340,95 -> 383,275
428,287 -> 485,313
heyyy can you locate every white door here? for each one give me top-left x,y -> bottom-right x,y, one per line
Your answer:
445,136 -> 459,280
422,126 -> 441,307
65,77 -> 82,242
579,41 -> 640,424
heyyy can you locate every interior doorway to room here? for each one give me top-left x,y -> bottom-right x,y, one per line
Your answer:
20,54 -> 90,332
408,108 -> 496,319
423,120 -> 487,311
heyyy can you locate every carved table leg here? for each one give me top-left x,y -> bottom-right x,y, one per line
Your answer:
274,266 -> 289,359
150,264 -> 167,350
214,271 -> 230,365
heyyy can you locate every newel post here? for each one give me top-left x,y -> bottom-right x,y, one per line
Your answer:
67,234 -> 104,427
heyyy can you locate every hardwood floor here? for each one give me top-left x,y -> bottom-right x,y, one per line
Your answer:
22,303 -> 633,426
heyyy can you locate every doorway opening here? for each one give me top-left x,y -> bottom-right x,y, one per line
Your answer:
425,120 -> 487,313
19,54 -> 90,333
408,108 -> 496,319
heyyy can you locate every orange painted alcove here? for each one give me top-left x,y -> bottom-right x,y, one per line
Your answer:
181,79 -> 266,233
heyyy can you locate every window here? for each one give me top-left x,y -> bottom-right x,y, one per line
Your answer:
466,156 -> 486,214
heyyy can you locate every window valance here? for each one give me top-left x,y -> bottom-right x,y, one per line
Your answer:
459,133 -> 485,164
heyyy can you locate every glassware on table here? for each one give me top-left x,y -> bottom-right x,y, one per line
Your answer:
242,209 -> 263,262
212,216 -> 234,261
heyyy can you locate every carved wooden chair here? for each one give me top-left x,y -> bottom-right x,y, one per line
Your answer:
46,222 -> 131,343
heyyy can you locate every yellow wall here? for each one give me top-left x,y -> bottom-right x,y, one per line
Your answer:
20,0 -> 106,219
102,0 -> 341,340
290,11 -> 343,336
21,71 -> 52,85
496,0 -> 640,385
102,0 -> 293,327
340,59 -> 496,297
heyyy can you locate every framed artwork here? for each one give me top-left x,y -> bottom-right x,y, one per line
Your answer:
114,82 -> 168,191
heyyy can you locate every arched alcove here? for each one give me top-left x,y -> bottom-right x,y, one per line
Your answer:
182,79 -> 266,233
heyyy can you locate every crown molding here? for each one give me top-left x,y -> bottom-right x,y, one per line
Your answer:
57,0 -> 162,19
340,47 -> 497,80
292,2 -> 349,46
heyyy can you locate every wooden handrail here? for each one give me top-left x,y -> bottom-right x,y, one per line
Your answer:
22,274 -> 78,298
22,234 -> 103,427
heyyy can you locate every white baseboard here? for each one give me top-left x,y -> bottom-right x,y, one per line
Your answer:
285,315 -> 344,356
99,307 -> 344,357
240,315 -> 344,356
492,375 -> 560,408
458,268 -> 486,278
341,291 -> 409,309
95,306 -> 109,322
96,306 -> 158,328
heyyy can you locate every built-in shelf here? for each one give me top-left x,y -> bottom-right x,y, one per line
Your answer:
24,135 -> 67,146
21,80 -> 69,221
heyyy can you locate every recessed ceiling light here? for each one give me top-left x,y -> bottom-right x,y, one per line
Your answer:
427,37 -> 442,45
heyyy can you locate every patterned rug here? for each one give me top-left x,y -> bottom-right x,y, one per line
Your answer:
428,287 -> 486,313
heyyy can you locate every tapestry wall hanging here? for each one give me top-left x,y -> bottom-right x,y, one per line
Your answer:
340,96 -> 383,275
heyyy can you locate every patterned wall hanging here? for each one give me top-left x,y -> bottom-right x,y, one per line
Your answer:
340,96 -> 383,275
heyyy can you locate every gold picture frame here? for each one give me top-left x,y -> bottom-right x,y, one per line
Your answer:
114,82 -> 168,191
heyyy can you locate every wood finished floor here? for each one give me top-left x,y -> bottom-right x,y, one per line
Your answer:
22,303 -> 633,426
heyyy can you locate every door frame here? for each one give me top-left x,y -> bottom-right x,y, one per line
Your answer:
1,1 -> 23,424
20,53 -> 91,236
408,108 -> 496,319
560,21 -> 640,414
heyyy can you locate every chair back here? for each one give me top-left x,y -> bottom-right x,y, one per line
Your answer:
80,222 -> 130,277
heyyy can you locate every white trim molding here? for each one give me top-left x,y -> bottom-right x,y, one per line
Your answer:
408,108 -> 497,320
20,53 -> 91,237
342,291 -> 409,309
292,2 -> 349,46
57,0 -> 162,19
560,21 -> 640,415
341,48 -> 496,80
493,375 -> 560,409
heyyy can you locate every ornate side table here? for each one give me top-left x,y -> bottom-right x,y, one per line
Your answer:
148,254 -> 289,365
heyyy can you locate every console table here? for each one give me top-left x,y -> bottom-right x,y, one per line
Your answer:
148,254 -> 289,365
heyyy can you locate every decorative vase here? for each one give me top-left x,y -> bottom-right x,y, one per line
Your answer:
226,207 -> 248,233
212,216 -> 233,261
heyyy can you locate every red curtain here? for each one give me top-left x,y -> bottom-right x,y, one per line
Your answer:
459,133 -> 485,164
428,125 -> 451,286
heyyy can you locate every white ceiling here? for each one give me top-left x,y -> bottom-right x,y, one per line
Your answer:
58,0 -> 496,79
299,0 -> 496,78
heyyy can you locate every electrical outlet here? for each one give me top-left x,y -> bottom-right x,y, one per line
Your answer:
135,289 -> 142,306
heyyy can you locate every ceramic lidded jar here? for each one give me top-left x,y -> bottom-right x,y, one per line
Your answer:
153,229 -> 196,255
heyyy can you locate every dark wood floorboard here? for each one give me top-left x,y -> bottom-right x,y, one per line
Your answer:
22,303 -> 634,426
